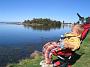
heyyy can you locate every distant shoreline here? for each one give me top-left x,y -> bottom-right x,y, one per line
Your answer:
0,22 -> 22,25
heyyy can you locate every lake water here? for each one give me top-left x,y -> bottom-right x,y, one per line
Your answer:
0,23 -> 71,66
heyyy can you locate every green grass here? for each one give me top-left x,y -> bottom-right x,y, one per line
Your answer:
7,32 -> 90,67
7,55 -> 43,67
72,32 -> 90,67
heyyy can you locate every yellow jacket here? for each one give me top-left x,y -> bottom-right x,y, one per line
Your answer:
64,33 -> 81,51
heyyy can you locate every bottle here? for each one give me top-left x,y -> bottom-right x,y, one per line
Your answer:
59,35 -> 64,49
59,35 -> 64,41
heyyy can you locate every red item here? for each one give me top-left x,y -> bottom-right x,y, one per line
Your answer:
68,64 -> 72,67
54,61 -> 60,66
81,28 -> 89,40
57,49 -> 73,56
81,23 -> 89,40
83,23 -> 90,29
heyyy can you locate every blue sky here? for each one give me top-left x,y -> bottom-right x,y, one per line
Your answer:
0,0 -> 90,22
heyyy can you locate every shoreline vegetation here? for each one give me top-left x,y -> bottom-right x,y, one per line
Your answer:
7,32 -> 90,67
0,18 -> 72,26
23,18 -> 62,26
22,18 -> 62,30
0,17 -> 73,25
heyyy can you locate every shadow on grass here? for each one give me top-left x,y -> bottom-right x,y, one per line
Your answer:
70,53 -> 84,65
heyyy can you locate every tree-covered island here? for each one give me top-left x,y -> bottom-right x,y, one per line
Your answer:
23,18 -> 62,26
22,18 -> 62,30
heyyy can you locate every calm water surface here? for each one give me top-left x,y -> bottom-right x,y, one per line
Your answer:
0,23 -> 71,66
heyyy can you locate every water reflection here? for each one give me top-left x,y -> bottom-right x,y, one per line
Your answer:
61,24 -> 72,29
23,24 -> 61,31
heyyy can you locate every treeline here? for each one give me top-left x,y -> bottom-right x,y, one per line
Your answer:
23,18 -> 61,26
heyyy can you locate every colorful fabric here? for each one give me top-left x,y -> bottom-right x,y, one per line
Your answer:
43,33 -> 81,64
64,33 -> 81,51
43,42 -> 61,63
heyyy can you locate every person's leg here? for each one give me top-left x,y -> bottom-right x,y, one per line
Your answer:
43,42 -> 53,53
45,45 -> 55,64
42,42 -> 52,57
44,42 -> 60,64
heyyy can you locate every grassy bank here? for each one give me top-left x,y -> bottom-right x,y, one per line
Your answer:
7,55 -> 43,67
7,32 -> 90,67
72,31 -> 90,67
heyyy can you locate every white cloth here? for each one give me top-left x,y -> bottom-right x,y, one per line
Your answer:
40,60 -> 53,67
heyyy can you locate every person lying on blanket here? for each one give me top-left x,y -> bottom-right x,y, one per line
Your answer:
42,24 -> 84,64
